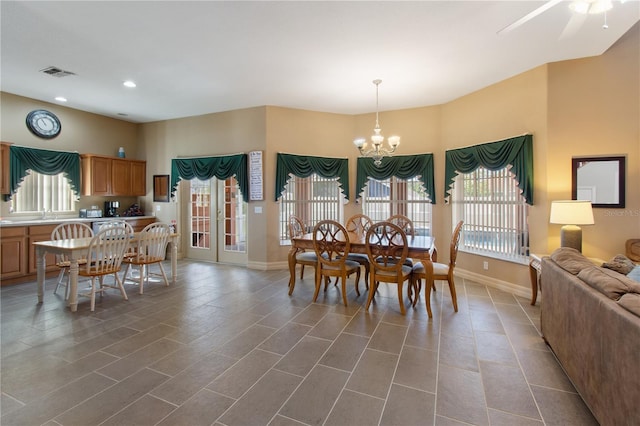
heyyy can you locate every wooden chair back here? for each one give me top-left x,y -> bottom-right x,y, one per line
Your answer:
449,220 -> 464,267
51,222 -> 94,263
313,220 -> 350,268
387,214 -> 415,237
134,222 -> 171,263
366,221 -> 409,273
81,225 -> 130,277
288,215 -> 306,240
345,214 -> 372,238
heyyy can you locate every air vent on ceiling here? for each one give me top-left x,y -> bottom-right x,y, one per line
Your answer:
40,66 -> 76,77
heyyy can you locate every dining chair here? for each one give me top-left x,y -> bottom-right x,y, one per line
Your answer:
365,221 -> 413,315
77,225 -> 130,311
387,214 -> 415,237
387,214 -> 416,267
121,222 -> 171,294
312,220 -> 361,306
51,222 -> 94,299
344,214 -> 373,284
287,215 -> 319,295
412,220 -> 463,317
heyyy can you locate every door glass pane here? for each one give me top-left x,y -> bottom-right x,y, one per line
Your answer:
223,177 -> 246,253
190,178 -> 210,249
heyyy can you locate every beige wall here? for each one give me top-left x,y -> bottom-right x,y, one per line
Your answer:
438,64 -> 549,290
2,23 -> 638,291
547,24 -> 640,260
138,107 -> 267,264
0,92 -> 140,218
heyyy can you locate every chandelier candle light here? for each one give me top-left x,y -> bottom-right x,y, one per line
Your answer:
353,79 -> 400,166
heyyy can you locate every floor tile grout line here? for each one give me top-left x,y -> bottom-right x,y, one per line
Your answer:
266,304 -> 372,426
376,303 -> 412,426
212,303 -> 339,426
486,281 -> 547,425
465,278 -> 498,426
318,307 -> 379,426
431,277 -> 446,425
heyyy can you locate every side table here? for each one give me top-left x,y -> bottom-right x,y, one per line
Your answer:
529,253 -> 543,305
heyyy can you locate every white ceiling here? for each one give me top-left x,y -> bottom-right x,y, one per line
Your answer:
1,1 -> 638,123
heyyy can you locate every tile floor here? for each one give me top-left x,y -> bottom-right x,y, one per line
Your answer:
1,260 -> 598,426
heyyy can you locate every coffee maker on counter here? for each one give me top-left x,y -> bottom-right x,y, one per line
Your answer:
104,201 -> 120,217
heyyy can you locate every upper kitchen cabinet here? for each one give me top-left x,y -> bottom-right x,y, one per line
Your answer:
81,154 -> 146,196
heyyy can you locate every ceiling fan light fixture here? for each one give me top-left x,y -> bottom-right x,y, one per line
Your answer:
569,1 -> 590,14
569,0 -> 613,14
588,0 -> 613,14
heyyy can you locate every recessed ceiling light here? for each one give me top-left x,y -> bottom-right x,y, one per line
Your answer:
123,80 -> 136,88
55,96 -> 67,102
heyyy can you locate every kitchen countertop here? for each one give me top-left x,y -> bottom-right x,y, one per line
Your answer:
0,215 -> 156,228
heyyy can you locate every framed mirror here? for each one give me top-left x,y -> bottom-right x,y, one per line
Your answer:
572,156 -> 625,208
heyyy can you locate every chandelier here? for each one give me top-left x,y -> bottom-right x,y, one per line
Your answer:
353,79 -> 400,166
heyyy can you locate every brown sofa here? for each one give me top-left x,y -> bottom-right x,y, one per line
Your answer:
541,248 -> 640,426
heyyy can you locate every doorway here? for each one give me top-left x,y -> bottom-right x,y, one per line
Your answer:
184,177 -> 247,265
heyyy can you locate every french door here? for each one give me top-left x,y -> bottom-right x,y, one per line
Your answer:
184,177 -> 247,265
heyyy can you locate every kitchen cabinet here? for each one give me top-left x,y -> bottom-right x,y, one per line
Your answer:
81,154 -> 146,196
27,224 -> 59,274
1,142 -> 10,195
82,155 -> 111,195
0,227 -> 27,279
0,217 -> 157,284
125,217 -> 157,232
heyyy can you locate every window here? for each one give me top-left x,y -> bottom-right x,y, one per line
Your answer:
361,176 -> 432,236
279,174 -> 344,244
452,166 -> 529,262
11,171 -> 76,213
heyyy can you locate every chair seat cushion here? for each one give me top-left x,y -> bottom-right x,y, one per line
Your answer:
375,265 -> 413,278
347,253 -> 369,262
322,259 -> 361,272
413,261 -> 449,276
123,255 -> 165,265
296,252 -> 318,262
376,256 -> 413,267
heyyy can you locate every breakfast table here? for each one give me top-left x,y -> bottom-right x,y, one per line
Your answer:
33,233 -> 179,312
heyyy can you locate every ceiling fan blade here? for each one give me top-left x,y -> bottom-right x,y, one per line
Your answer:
498,0 -> 564,35
559,12 -> 588,39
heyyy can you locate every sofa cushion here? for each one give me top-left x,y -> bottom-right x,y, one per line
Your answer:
550,247 -> 595,275
577,266 -> 640,300
618,293 -> 640,317
627,266 -> 640,283
602,254 -> 636,275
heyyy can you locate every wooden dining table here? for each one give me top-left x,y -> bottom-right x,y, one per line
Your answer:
289,231 -> 437,290
33,233 -> 179,312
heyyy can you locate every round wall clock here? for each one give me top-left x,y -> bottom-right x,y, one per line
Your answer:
26,109 -> 61,139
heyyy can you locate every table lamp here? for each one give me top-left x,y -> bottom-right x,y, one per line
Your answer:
550,200 -> 594,252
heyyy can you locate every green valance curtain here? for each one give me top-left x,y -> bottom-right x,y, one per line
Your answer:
171,154 -> 249,203
275,153 -> 350,201
9,145 -> 81,198
356,154 -> 436,203
444,134 -> 533,205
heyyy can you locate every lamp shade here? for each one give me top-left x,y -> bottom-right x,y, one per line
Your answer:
550,200 -> 594,225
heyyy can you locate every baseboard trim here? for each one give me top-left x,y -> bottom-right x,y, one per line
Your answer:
454,268 -> 533,300
247,261 -> 289,271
